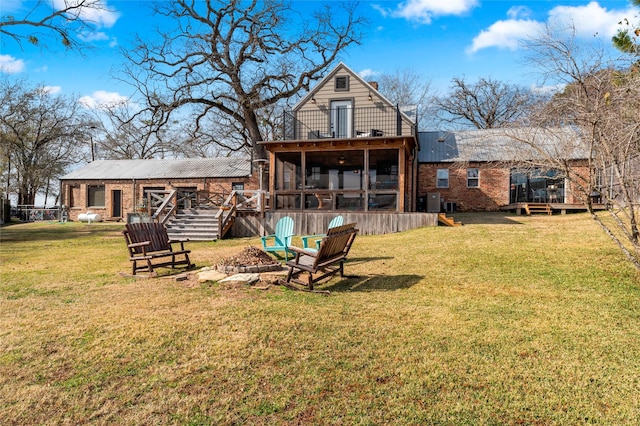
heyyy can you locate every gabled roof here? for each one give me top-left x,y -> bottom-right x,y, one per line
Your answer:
418,128 -> 589,163
293,62 -> 415,123
61,157 -> 251,180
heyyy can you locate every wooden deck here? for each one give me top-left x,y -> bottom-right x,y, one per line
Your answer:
438,213 -> 463,226
500,203 -> 606,215
228,211 -> 439,237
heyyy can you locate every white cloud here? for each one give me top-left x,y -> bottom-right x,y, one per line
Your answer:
52,0 -> 120,28
468,1 -> 635,54
547,1 -> 632,38
79,90 -> 129,109
377,0 -> 478,24
42,86 -> 62,95
467,19 -> 543,54
358,69 -> 378,80
78,31 -> 109,42
530,83 -> 564,96
372,4 -> 389,18
0,55 -> 25,74
507,6 -> 531,20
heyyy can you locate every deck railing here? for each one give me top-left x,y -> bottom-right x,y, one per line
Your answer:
148,190 -> 177,224
283,106 -> 416,141
145,189 -> 268,230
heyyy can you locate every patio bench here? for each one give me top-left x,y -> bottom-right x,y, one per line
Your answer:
123,222 -> 193,275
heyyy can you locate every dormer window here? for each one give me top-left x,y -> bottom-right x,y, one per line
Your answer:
335,76 -> 349,91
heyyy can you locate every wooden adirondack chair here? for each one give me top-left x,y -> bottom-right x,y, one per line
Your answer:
123,222 -> 193,276
261,216 -> 295,261
301,215 -> 344,251
285,223 -> 358,290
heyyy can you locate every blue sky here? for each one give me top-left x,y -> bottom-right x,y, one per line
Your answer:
0,0 -> 635,108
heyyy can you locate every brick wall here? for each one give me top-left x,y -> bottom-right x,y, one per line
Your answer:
418,163 -> 510,212
62,175 -> 258,221
418,161 -> 591,212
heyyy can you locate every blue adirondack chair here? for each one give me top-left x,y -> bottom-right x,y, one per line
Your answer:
301,215 -> 344,251
261,216 -> 295,261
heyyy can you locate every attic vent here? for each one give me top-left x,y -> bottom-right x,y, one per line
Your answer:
335,76 -> 349,91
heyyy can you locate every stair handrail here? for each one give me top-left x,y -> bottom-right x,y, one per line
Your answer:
234,190 -> 266,213
150,189 -> 177,225
214,190 -> 238,239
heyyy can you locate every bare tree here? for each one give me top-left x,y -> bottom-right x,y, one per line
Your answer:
120,0 -> 366,159
178,101 -> 290,159
519,24 -> 640,269
0,0 -> 116,49
433,77 -> 538,129
376,68 -> 433,130
90,103 -> 186,160
0,79 -> 89,205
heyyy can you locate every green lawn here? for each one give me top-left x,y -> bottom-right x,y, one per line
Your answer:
1,213 -> 639,425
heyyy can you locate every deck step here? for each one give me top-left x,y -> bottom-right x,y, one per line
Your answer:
438,213 -> 463,227
525,203 -> 552,215
165,208 -> 220,241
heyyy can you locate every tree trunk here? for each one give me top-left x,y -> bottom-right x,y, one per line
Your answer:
245,109 -> 267,160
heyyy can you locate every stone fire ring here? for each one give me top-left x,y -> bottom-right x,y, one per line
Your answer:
215,262 -> 282,274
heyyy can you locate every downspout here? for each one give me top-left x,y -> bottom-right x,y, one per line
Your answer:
411,148 -> 418,212
59,180 -> 63,221
132,178 -> 136,218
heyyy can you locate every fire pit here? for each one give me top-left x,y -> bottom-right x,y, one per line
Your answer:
216,246 -> 282,274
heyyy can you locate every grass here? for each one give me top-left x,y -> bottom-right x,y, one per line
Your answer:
1,213 -> 639,425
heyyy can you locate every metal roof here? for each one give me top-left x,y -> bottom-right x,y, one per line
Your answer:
418,128 -> 589,163
61,157 -> 251,180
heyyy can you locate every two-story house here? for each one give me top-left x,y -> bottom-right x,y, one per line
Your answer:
260,63 -> 419,215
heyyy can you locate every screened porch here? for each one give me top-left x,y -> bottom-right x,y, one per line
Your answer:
262,136 -> 417,213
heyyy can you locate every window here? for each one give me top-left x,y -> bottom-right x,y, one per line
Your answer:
88,185 -> 105,207
335,75 -> 349,91
310,167 -> 320,181
275,152 -> 302,191
368,149 -> 398,190
436,169 -> 449,188
330,100 -> 352,137
509,168 -> 565,204
232,182 -> 244,191
467,168 -> 479,187
304,150 -> 363,190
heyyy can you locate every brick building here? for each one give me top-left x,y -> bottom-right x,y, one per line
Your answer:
60,158 -> 256,222
417,129 -> 590,212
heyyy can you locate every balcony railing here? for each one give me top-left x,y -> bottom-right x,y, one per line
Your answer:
283,106 -> 416,141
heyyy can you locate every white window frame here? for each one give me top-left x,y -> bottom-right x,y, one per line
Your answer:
467,168 -> 480,188
330,100 -> 353,138
436,169 -> 449,188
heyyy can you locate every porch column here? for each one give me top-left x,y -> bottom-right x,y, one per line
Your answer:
398,148 -> 405,212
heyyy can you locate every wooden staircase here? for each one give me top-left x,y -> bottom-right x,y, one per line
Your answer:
165,208 -> 221,241
524,203 -> 552,215
438,213 -> 463,227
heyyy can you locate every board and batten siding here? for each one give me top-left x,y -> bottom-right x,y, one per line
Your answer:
294,65 -> 414,140
229,212 -> 438,238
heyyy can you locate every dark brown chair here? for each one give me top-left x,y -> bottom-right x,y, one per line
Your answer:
285,223 -> 358,290
123,222 -> 193,275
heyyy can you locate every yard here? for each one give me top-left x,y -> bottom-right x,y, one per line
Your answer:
1,213 -> 639,424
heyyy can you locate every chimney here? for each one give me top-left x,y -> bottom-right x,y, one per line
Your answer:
368,81 -> 378,90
